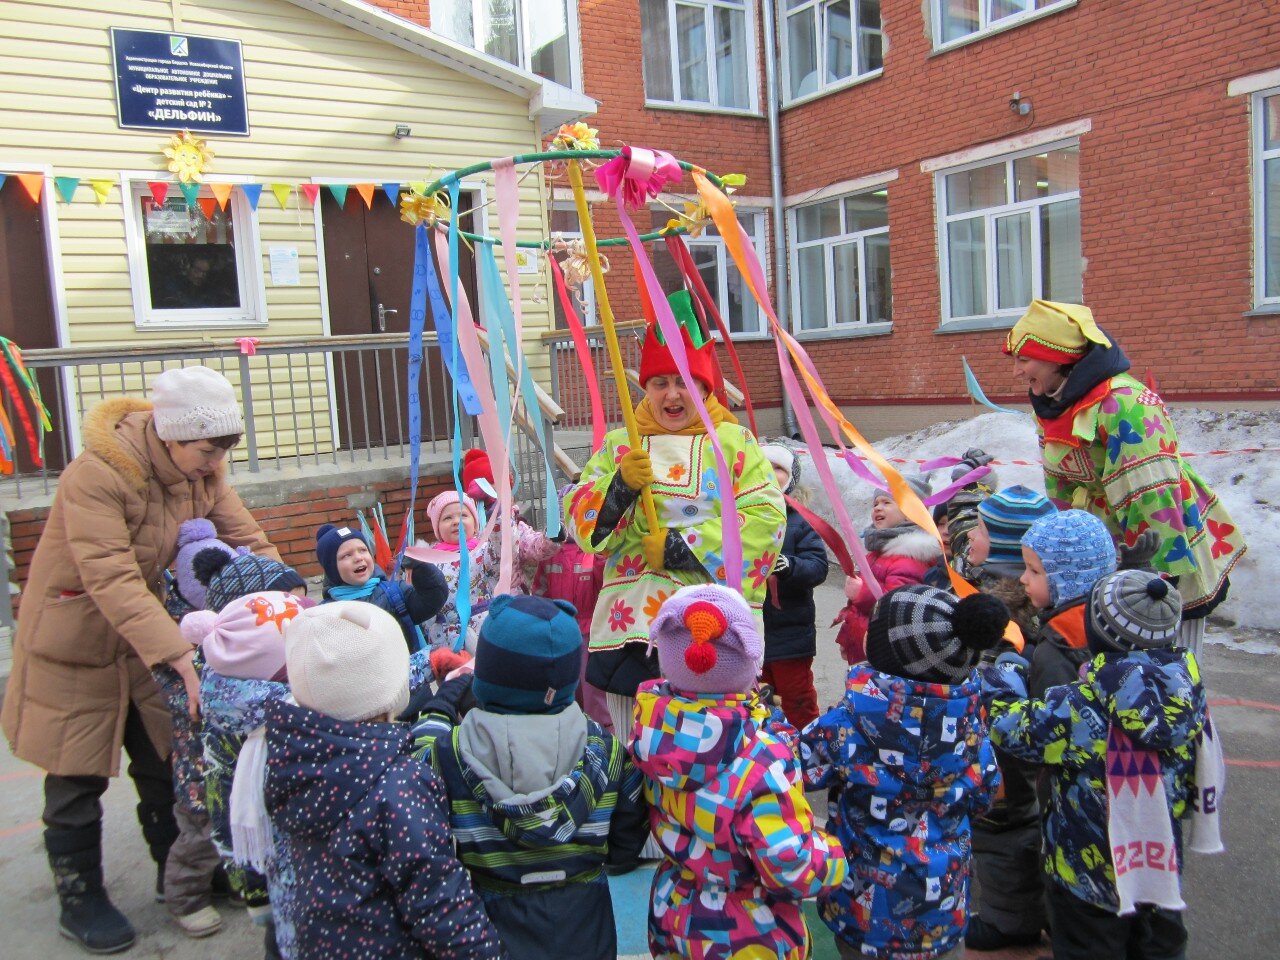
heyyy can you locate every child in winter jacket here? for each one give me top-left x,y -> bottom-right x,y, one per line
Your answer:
631,584 -> 847,960
760,444 -> 829,730
802,585 -> 1007,960
412,490 -> 559,654
835,478 -> 943,664
153,520 -> 237,939
315,523 -> 447,654
958,485 -> 1059,951
263,602 -> 504,960
411,593 -> 649,960
982,570 -> 1214,960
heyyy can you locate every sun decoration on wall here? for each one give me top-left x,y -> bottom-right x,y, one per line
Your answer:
163,131 -> 214,183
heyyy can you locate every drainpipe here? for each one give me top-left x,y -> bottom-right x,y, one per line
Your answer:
760,0 -> 799,438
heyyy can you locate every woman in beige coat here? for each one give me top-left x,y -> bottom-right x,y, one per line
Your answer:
1,366 -> 277,954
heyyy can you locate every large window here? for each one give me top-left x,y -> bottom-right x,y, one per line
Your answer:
549,206 -> 597,329
790,189 -> 890,333
1255,91 -> 1280,308
125,180 -> 264,328
640,0 -> 757,112
650,209 -> 767,337
431,0 -> 580,89
938,143 -> 1081,324
782,0 -> 882,103
932,0 -> 1072,49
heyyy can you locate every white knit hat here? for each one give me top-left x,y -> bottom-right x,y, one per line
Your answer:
151,365 -> 245,441
285,602 -> 410,722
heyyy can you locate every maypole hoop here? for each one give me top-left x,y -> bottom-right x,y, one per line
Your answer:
419,149 -> 728,249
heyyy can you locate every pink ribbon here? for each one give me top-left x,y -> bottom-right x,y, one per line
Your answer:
547,253 -> 606,449
593,146 -> 682,211
235,337 -> 259,356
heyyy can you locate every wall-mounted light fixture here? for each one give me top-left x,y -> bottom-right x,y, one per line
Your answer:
1009,92 -> 1032,116
393,124 -> 412,139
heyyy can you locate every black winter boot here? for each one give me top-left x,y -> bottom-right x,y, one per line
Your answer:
45,825 -> 137,955
136,801 -> 179,904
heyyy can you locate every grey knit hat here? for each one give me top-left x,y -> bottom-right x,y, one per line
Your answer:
1086,570 -> 1183,654
866,585 -> 1008,685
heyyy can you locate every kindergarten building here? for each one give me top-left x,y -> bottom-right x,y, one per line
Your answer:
379,0 -> 1280,433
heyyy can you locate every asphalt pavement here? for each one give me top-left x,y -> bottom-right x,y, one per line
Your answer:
0,580 -> 1274,959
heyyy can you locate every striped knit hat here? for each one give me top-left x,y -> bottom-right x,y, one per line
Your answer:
1021,509 -> 1117,606
1086,570 -> 1183,654
978,486 -> 1056,568
1004,299 -> 1111,364
472,594 -> 582,715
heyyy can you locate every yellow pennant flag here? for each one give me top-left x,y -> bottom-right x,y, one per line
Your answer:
270,183 -> 293,209
355,183 -> 375,209
409,180 -> 428,196
88,179 -> 114,204
209,182 -> 233,211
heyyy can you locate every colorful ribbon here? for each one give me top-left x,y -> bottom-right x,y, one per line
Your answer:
593,146 -> 682,210
963,355 -> 1028,416
548,253 -> 606,449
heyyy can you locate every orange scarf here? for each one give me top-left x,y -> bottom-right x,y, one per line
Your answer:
634,394 -> 737,436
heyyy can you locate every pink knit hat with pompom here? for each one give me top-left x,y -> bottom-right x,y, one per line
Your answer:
425,490 -> 479,542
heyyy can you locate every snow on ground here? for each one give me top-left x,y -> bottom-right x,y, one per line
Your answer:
774,406 -> 1280,632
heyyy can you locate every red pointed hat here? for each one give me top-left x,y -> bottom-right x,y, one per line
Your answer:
638,290 -> 717,392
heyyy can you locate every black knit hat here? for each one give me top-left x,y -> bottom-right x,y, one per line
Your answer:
1086,570 -> 1183,655
195,548 -> 306,613
866,585 -> 1009,684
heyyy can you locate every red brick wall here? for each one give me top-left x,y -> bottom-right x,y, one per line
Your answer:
377,1 -> 432,26
7,471 -> 454,614
778,0 -> 1280,405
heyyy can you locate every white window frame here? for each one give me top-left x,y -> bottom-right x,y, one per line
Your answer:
788,189 -> 891,335
121,173 -> 267,331
1252,87 -> 1280,310
781,0 -> 884,107
642,0 -> 761,114
431,0 -> 583,91
549,203 -> 598,327
934,140 -> 1081,327
930,0 -> 1075,53
676,208 -> 769,339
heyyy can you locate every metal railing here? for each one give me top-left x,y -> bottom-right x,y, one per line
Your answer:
543,321 -> 645,433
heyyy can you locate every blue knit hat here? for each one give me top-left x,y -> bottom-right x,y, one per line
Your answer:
199,551 -> 307,613
978,486 -> 1056,568
315,523 -> 369,586
1021,509 -> 1117,606
472,594 -> 582,715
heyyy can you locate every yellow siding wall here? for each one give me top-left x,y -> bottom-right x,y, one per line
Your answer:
0,0 -> 555,460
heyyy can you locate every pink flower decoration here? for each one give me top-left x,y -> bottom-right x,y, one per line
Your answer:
594,146 -> 682,211
607,599 -> 636,632
616,553 -> 645,577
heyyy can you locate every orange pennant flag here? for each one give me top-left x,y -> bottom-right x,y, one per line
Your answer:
209,182 -> 233,211
14,173 -> 43,203
197,196 -> 217,221
355,183 -> 376,209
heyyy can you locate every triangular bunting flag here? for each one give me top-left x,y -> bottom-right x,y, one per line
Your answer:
88,179 -> 114,204
355,183 -> 375,209
240,183 -> 262,210
0,174 -> 7,192
209,182 -> 233,211
197,196 -> 217,221
147,181 -> 170,206
270,183 -> 293,209
178,181 -> 201,208
300,183 -> 319,206
382,182 -> 401,206
409,180 -> 427,196
54,177 -> 80,204
328,184 -> 349,208
14,173 -> 43,203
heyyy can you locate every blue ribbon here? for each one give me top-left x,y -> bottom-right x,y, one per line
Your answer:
478,244 -> 560,538
963,356 -> 1029,417
422,236 -> 481,416
447,180 -> 472,652
396,228 -> 431,579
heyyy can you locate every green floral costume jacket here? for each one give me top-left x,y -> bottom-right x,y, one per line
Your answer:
1037,373 -> 1245,609
565,423 -> 785,652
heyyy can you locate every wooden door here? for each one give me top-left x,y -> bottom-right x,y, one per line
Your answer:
322,189 -> 480,450
0,180 -> 65,471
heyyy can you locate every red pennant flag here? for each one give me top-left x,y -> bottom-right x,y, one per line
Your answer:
355,183 -> 375,209
197,196 -> 217,221
148,181 -> 170,206
209,183 -> 233,211
300,183 -> 319,206
14,173 -> 43,203
1145,369 -> 1160,394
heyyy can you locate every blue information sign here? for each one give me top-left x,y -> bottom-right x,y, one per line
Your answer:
111,27 -> 249,136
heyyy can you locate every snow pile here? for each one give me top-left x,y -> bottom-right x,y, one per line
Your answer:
776,407 -> 1279,631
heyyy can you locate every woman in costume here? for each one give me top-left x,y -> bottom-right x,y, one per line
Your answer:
1003,299 -> 1245,654
564,290 -> 786,734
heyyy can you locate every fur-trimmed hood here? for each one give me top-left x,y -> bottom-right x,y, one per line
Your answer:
866,525 -> 943,562
82,397 -> 158,491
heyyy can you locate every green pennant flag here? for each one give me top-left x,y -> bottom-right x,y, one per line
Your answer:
54,176 -> 80,204
178,181 -> 201,208
327,184 -> 349,208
